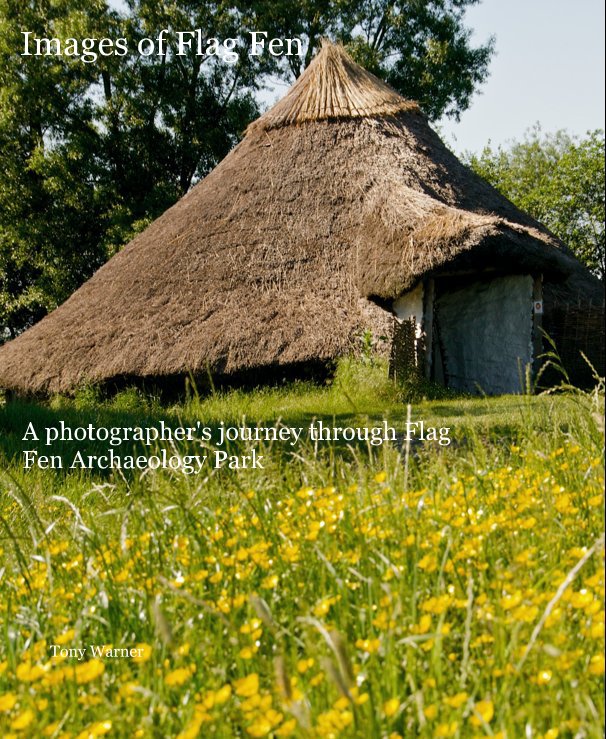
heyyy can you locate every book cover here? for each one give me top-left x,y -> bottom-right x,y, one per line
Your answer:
0,2 -> 604,737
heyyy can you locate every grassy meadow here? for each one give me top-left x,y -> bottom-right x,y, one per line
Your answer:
0,360 -> 604,738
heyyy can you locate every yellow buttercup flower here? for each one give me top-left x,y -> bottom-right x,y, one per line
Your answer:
235,673 -> 260,697
383,698 -> 400,717
296,658 -> 314,673
423,704 -> 438,720
261,574 -> 279,589
0,693 -> 17,712
214,684 -> 232,704
132,643 -> 152,663
55,629 -> 76,645
443,692 -> 468,709
470,699 -> 494,726
435,722 -> 459,738
570,590 -> 594,609
75,721 -> 112,738
43,722 -> 62,736
74,659 -> 105,684
500,591 -> 522,610
165,666 -> 194,687
176,715 -> 209,739
16,661 -> 46,682
11,709 -> 35,730
274,718 -> 297,736
355,637 -> 381,654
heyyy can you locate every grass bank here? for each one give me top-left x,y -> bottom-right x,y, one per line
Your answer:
0,360 -> 604,738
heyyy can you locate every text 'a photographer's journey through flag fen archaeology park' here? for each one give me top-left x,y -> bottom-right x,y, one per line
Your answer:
0,2 -> 604,738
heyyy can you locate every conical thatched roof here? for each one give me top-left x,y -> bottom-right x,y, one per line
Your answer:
248,42 -> 419,130
0,43 -> 598,394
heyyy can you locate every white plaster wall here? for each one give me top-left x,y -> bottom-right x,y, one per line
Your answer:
437,275 -> 533,395
393,282 -> 424,340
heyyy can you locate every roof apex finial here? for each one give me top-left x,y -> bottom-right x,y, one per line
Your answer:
249,40 -> 419,132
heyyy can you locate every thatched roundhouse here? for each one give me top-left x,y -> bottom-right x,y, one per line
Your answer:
0,43 -> 602,395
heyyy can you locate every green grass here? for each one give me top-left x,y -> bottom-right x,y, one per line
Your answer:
0,360 -> 604,738
1,358 -> 598,467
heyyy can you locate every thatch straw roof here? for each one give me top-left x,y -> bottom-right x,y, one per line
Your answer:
0,43 -> 598,394
248,42 -> 418,131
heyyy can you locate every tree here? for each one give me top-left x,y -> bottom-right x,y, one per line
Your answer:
0,0 -> 262,338
465,127 -> 605,280
97,1 -> 264,215
239,0 -> 495,121
0,0 -> 108,336
1,0 -> 494,339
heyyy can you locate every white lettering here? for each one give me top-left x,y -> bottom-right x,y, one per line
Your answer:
249,31 -> 268,55
23,422 -> 38,441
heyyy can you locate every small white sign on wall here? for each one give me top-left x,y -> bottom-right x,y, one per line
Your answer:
534,300 -> 543,315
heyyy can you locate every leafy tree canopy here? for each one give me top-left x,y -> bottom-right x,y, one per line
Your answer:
241,0 -> 495,121
0,0 -> 493,338
0,0 -> 261,337
465,127 -> 605,280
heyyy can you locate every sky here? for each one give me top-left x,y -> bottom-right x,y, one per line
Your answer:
107,0 -> 605,155
439,0 -> 605,153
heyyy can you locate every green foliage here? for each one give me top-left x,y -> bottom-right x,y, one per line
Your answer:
1,0 -> 494,339
465,127 -> 605,279
0,0 -> 261,338
394,371 -> 463,403
0,0 -> 106,334
242,0 -> 494,121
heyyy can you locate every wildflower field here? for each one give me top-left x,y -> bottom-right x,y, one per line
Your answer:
0,362 -> 604,738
